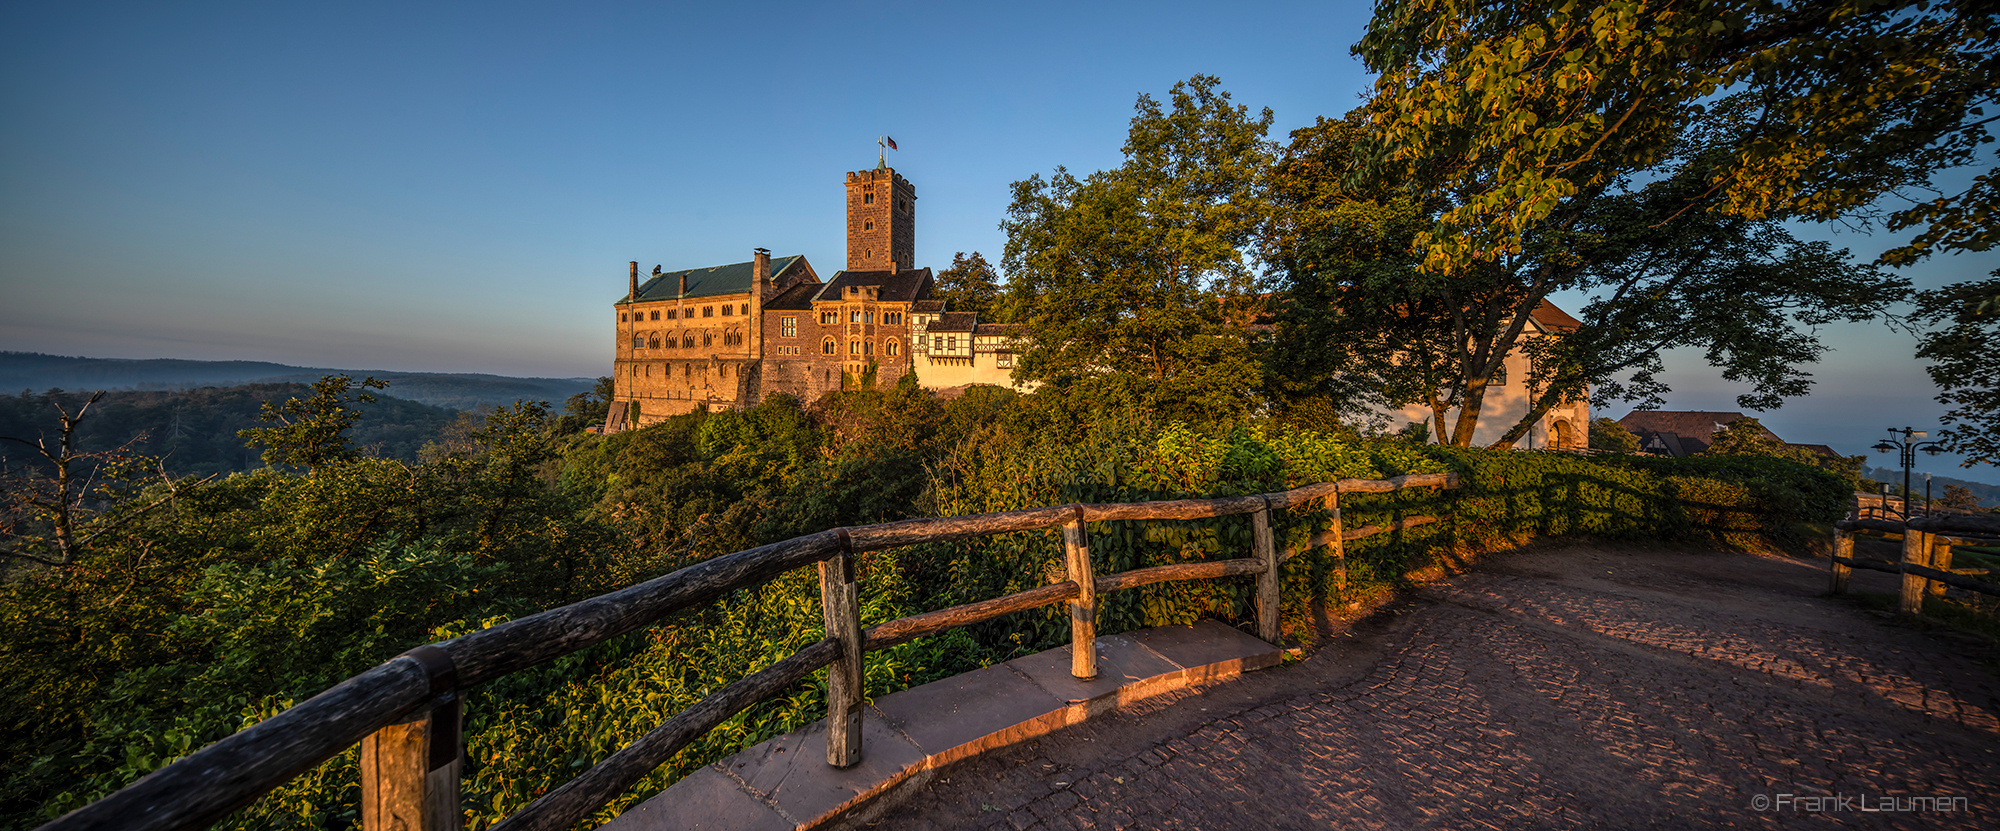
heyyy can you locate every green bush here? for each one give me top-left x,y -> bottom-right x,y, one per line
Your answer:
1419,446 -> 1848,552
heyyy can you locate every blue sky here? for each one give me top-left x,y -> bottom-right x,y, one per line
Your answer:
2,1 -> 1994,478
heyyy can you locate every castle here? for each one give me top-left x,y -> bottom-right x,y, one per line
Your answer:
604,165 -> 1022,431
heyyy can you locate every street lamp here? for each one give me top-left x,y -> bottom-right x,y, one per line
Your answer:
1871,427 -> 1946,519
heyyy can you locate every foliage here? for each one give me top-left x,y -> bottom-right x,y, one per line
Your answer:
1941,484 -> 1982,511
0,392 -> 161,569
1265,98 -> 1909,447
1588,417 -> 1641,454
1698,417 -> 1867,492
238,376 -> 391,474
1002,75 -> 1275,423
1353,0 -> 2000,272
1700,417 -> 1790,457
553,377 -> 616,436
1429,445 -> 1849,552
932,252 -> 1007,321
1914,273 -> 2000,466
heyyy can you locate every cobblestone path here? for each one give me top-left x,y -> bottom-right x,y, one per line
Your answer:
839,544 -> 2000,829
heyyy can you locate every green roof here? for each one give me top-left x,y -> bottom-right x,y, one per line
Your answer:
619,255 -> 805,303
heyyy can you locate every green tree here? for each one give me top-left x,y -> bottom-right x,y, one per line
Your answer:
1940,483 -> 1982,510
1914,273 -> 2000,466
933,252 -> 1005,321
1265,109 -> 1906,447
1700,416 -> 1866,490
1354,0 -> 1999,273
1588,417 -> 1642,454
1002,75 -> 1275,421
553,376 -> 615,435
1701,417 -> 1787,457
237,375 -> 388,473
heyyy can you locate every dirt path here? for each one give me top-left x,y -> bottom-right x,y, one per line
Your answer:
837,543 -> 2000,830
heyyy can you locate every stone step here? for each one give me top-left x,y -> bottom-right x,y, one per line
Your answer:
603,620 -> 1280,830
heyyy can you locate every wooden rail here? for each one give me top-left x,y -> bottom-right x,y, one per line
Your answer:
1829,510 -> 2000,611
43,473 -> 1457,831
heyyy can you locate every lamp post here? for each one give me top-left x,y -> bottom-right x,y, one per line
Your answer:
1871,427 -> 1947,519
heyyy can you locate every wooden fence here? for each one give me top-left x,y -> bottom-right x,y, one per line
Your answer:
1830,508 -> 2000,612
42,473 -> 1458,831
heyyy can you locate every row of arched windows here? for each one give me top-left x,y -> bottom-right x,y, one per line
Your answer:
627,330 -> 744,350
619,303 -> 752,323
817,338 -> 902,356
628,361 -> 741,379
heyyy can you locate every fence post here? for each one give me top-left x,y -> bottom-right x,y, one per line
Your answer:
1828,527 -> 1852,595
1062,510 -> 1098,679
1329,491 -> 1347,591
361,649 -> 461,831
1253,497 -> 1279,644
1929,540 -> 1954,598
820,543 -> 863,767
1898,529 -> 1933,614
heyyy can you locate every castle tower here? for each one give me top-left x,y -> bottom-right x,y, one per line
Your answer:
845,167 -> 915,272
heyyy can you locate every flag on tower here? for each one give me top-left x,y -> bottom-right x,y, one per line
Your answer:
885,135 -> 898,150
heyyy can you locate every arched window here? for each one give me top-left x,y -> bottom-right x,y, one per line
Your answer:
682,333 -> 695,348
885,339 -> 900,356
822,337 -> 836,355
632,334 -> 644,348
863,341 -> 873,356
702,332 -> 713,347
648,335 -> 660,348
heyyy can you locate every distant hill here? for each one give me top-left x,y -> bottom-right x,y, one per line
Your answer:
1863,465 -> 2000,508
0,352 -> 598,411
0,384 -> 458,476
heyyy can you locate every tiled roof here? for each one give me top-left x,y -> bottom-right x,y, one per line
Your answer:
621,255 -> 806,303
909,299 -> 946,313
761,282 -> 821,311
973,323 -> 1022,336
1616,411 -> 1773,441
1529,300 -> 1583,332
1617,410 -> 1795,458
1787,443 -> 1843,459
812,268 -> 933,303
927,312 -> 978,333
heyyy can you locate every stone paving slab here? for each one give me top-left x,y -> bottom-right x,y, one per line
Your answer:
605,766 -> 792,831
872,662 -> 1066,768
1005,634 -> 1186,719
604,623 -> 1280,831
838,544 -> 2000,830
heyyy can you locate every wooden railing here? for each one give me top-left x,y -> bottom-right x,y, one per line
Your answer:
41,473 -> 1458,831
1830,507 -> 2000,612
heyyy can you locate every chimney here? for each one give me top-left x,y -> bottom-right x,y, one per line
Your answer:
628,261 -> 639,303
678,271 -> 688,297
753,248 -> 771,283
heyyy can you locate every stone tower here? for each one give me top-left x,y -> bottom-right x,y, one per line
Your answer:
845,167 -> 915,272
